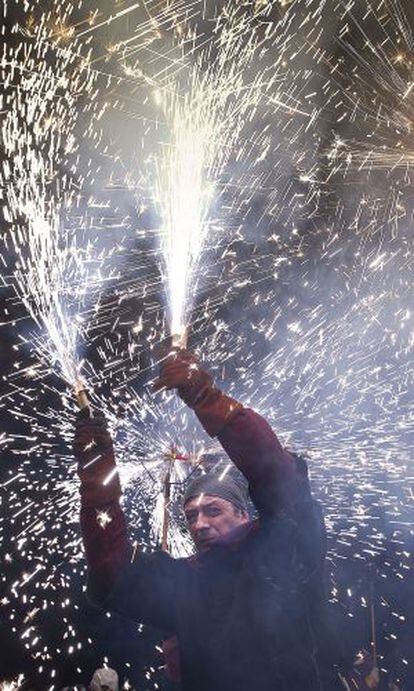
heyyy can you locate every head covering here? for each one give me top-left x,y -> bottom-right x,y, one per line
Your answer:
90,667 -> 119,691
183,472 -> 248,513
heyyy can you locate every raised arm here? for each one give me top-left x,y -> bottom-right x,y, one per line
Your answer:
217,407 -> 302,516
74,410 -> 179,632
156,350 -> 308,517
74,409 -> 130,602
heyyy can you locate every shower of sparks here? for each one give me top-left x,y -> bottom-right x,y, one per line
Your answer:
0,0 -> 413,688
153,6 -> 281,336
0,7 -> 108,388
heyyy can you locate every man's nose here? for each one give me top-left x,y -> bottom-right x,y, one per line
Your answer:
194,514 -> 210,531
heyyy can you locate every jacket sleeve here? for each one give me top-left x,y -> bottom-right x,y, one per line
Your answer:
75,411 -> 179,632
102,551 -> 181,633
217,407 -> 309,518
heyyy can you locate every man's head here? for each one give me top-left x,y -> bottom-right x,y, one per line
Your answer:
183,473 -> 249,551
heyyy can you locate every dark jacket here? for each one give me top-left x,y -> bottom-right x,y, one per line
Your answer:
77,406 -> 342,691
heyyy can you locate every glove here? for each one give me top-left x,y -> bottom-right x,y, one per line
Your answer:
155,349 -> 241,437
73,408 -> 121,508
154,349 -> 212,405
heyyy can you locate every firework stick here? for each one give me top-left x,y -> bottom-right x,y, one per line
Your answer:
369,565 -> 379,688
368,564 -> 377,664
152,329 -> 189,393
162,465 -> 172,552
75,381 -> 91,412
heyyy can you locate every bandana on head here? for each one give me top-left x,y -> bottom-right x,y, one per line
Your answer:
183,473 -> 249,513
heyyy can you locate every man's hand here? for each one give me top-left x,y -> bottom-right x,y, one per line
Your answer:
154,348 -> 241,437
154,348 -> 213,407
73,409 -> 121,508
74,409 -> 112,455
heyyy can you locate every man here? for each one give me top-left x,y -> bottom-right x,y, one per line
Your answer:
75,349 -> 341,690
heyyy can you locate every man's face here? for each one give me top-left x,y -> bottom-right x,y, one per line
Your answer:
184,494 -> 249,551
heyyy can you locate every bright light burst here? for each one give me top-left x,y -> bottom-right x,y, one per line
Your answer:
154,8 -> 278,337
1,13 -> 101,388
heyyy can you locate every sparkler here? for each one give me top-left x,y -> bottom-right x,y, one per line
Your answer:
161,463 -> 172,552
161,447 -> 193,551
369,565 -> 380,686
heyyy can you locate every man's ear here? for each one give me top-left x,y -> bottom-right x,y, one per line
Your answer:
236,508 -> 249,521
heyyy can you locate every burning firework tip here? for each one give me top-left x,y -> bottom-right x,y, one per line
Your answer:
74,380 -> 91,412
171,328 -> 188,350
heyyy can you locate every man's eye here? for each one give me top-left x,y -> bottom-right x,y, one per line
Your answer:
206,508 -> 220,516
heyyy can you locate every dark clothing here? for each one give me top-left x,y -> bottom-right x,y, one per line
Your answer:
79,407 -> 341,691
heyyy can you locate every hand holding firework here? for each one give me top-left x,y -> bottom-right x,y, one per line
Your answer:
154,348 -> 212,404
73,410 -> 121,508
154,349 -> 240,436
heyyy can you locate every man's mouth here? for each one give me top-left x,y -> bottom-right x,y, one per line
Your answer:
197,535 -> 215,547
